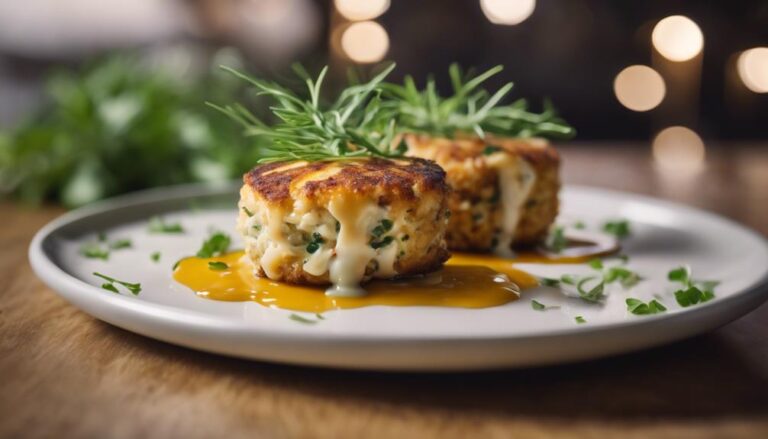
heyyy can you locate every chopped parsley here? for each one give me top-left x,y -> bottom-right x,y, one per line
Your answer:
242,206 -> 254,217
196,231 -> 231,258
626,298 -> 667,315
306,232 -> 325,254
109,239 -> 132,250
208,261 -> 229,271
575,316 -> 586,324
150,251 -> 161,262
602,219 -> 631,239
531,299 -> 559,311
573,220 -> 586,230
576,277 -> 605,303
79,243 -> 110,260
668,266 -> 718,307
148,216 -> 184,234
482,145 -> 502,155
289,313 -> 321,325
79,234 -> 132,260
172,259 -> 182,271
538,276 -> 561,287
93,272 -> 141,295
372,219 -> 394,237
370,219 -> 395,249
370,236 -> 394,249
544,225 -> 567,253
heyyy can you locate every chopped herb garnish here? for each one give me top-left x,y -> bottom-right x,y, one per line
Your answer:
538,277 -> 561,287
577,277 -> 605,303
483,145 -> 502,155
575,316 -> 586,324
79,235 -> 132,260
150,251 -> 161,262
545,225 -> 567,253
335,221 -> 341,232
210,63 -> 405,163
531,299 -> 559,311
109,239 -> 132,250
372,219 -> 394,238
242,206 -> 254,217
148,216 -> 184,234
668,266 -> 718,307
93,272 -> 141,295
675,286 -> 715,307
316,313 -> 325,320
381,64 -> 574,140
401,234 -> 410,241
602,219 -> 630,239
208,261 -> 229,271
172,259 -> 182,271
626,298 -> 667,315
79,243 -> 110,260
370,235 -> 394,249
588,258 -> 603,270
196,231 -> 231,258
573,220 -> 586,230
289,313 -> 320,325
306,232 -> 325,254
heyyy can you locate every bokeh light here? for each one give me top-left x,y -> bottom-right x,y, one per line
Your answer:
334,0 -> 389,21
341,21 -> 389,63
653,126 -> 706,173
737,47 -> 768,93
652,15 -> 704,62
613,65 -> 666,112
480,0 -> 536,26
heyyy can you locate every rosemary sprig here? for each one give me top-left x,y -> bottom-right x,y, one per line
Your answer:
208,64 -> 405,163
381,64 -> 574,139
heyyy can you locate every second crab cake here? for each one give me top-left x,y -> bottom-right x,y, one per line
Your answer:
238,158 -> 450,295
404,133 -> 560,255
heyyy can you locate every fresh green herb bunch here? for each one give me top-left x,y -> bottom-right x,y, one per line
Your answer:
209,64 -> 405,163
381,64 -> 574,139
0,55 -> 262,208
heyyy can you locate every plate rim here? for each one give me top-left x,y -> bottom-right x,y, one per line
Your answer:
28,182 -> 768,344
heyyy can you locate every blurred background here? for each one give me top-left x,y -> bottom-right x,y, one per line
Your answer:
0,0 -> 766,207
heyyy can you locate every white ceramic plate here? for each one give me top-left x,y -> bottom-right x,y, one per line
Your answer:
29,183 -> 768,371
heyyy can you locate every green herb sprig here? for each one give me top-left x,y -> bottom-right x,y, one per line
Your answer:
381,64 -> 574,139
79,234 -> 132,260
626,298 -> 667,315
93,272 -> 141,295
209,64 -> 405,163
668,266 -> 718,307
197,231 -> 231,258
539,257 -> 642,304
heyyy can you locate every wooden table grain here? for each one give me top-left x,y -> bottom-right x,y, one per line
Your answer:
2,144 -> 768,439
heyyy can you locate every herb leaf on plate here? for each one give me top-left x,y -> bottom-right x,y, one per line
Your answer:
196,232 -> 231,258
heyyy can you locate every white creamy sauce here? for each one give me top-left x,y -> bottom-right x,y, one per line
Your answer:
487,154 -> 537,257
326,197 -> 381,297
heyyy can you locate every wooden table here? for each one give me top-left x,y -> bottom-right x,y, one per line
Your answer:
2,144 -> 768,438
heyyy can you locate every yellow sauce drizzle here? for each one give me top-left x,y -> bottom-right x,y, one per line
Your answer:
173,238 -> 616,313
174,251 -> 535,312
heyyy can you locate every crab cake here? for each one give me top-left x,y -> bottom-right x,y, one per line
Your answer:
237,158 -> 450,295
404,133 -> 560,254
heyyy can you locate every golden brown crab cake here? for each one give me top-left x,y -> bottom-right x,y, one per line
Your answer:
237,157 -> 450,295
404,133 -> 560,254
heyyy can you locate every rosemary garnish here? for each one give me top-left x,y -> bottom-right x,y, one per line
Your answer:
209,64 -> 405,163
381,64 -> 574,139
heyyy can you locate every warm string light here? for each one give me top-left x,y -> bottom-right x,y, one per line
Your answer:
737,47 -> 768,93
613,65 -> 666,112
652,126 -> 705,174
652,15 -> 703,62
480,0 -> 536,25
340,21 -> 389,63
334,0 -> 389,21
333,0 -> 390,63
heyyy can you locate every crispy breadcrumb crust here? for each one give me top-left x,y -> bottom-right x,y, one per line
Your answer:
404,133 -> 560,251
